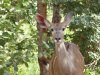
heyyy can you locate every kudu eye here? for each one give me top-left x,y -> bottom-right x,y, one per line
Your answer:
62,28 -> 65,31
51,28 -> 54,31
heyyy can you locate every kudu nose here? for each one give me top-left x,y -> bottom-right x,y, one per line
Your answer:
55,38 -> 61,41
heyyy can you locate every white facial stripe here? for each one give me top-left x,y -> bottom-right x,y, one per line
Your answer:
45,63 -> 49,70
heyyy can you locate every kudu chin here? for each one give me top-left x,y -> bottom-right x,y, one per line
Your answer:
36,12 -> 84,75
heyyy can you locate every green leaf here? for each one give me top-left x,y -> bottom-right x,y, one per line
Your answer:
0,39 -> 5,47
13,63 -> 18,72
84,69 -> 90,75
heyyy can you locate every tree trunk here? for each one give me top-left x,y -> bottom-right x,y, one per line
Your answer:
37,0 -> 48,75
37,2 -> 61,75
52,4 -> 61,23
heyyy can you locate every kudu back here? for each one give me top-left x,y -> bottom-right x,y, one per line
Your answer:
36,12 -> 84,75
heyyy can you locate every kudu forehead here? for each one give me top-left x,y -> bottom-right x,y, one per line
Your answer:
51,23 -> 64,29
51,23 -> 64,37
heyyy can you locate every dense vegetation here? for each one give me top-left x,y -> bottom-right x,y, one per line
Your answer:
0,0 -> 100,75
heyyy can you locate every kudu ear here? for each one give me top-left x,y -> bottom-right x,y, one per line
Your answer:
63,12 -> 74,27
35,13 -> 51,28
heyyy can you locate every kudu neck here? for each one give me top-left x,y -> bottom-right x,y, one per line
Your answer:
55,41 -> 69,74
55,42 -> 66,52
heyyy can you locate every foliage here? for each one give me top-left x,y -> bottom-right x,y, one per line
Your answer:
85,65 -> 100,75
70,14 -> 100,56
0,0 -> 38,74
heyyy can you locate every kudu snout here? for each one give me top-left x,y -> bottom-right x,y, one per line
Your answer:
54,31 -> 63,43
55,38 -> 61,41
55,37 -> 61,43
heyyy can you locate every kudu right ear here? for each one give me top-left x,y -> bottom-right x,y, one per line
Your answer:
35,13 -> 51,28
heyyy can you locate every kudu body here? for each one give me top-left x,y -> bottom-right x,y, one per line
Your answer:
36,12 -> 84,75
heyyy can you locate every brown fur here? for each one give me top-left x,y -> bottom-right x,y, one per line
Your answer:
47,42 -> 84,75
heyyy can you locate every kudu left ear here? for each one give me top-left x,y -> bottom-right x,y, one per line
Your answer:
62,12 -> 74,27
35,13 -> 51,28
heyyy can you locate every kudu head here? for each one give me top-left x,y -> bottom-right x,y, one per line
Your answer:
36,12 -> 73,44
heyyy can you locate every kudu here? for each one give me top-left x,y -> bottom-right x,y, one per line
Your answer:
36,12 -> 84,75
